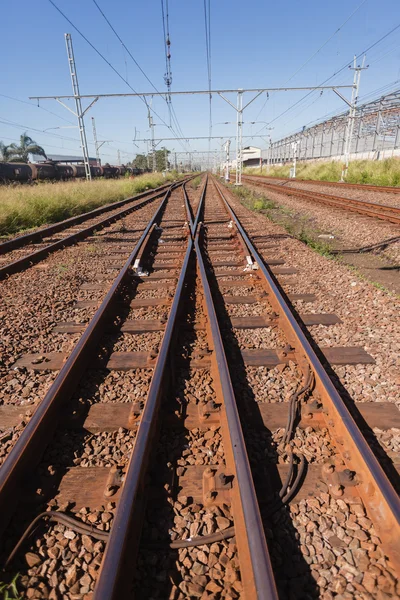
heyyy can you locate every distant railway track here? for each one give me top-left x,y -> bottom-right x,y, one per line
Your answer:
250,174 -> 400,194
0,175 -> 398,598
0,180 -> 183,279
240,174 -> 400,225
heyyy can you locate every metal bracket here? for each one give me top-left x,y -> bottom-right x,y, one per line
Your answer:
198,400 -> 220,424
202,467 -> 233,507
104,466 -> 124,497
127,401 -> 145,429
320,462 -> 358,497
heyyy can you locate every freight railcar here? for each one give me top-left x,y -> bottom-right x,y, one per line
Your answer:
0,161 -> 144,183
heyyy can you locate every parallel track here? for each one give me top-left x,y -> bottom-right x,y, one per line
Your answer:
240,174 -> 400,225
0,175 -> 398,598
251,174 -> 400,194
0,181 -> 187,280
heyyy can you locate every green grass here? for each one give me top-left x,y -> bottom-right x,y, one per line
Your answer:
231,183 -> 333,258
0,172 -> 178,237
190,175 -> 202,190
244,157 -> 400,186
0,574 -> 22,599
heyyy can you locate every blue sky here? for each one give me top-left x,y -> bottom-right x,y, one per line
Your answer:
1,0 -> 400,164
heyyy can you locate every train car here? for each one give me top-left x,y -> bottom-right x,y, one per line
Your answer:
0,162 -> 33,182
31,162 -> 57,181
102,164 -> 119,178
70,164 -> 87,178
54,164 -> 73,180
90,165 -> 103,178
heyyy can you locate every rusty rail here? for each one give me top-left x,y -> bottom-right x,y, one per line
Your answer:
241,174 -> 400,225
214,177 -> 400,570
93,176 -> 278,599
0,182 -> 181,533
251,174 -> 400,194
92,195 -> 195,599
194,223 -> 278,599
0,183 -> 186,280
0,181 -> 174,255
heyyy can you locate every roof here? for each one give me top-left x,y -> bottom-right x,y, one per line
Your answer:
31,154 -> 97,163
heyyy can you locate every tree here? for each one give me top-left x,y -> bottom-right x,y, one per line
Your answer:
0,142 -> 12,162
132,154 -> 149,170
8,132 -> 47,163
155,147 -> 170,171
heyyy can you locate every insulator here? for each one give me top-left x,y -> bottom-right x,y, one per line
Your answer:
167,53 -> 171,59
166,36 -> 171,45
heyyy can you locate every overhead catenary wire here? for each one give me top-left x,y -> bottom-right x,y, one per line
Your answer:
48,0 -> 190,154
91,0 -> 190,153
254,21 -> 400,137
254,0 -> 368,122
203,0 -> 212,168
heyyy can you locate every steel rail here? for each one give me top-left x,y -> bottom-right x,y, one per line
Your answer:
0,182 -> 182,534
93,183 -> 199,599
241,175 -> 400,225
214,177 -> 400,569
0,186 -> 176,280
194,224 -> 278,599
0,182 -> 173,255
253,175 -> 400,194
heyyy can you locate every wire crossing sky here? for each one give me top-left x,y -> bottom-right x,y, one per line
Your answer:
1,0 -> 399,163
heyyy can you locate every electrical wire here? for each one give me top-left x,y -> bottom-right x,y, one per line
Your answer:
254,22 -> 400,137
0,94 -> 76,126
48,0 -> 189,154
91,0 -> 190,153
203,0 -> 212,168
254,0 -> 368,122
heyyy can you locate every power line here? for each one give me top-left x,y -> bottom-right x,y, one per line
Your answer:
203,0 -> 212,153
92,0 -> 160,93
48,0 -> 189,153
254,22 -> 400,137
255,0 -> 367,121
0,93 -> 76,126
91,0 -> 189,152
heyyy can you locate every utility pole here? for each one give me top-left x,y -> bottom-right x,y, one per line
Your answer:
236,90 -> 243,185
174,152 -> 177,171
340,55 -> 368,181
268,140 -> 272,172
291,140 -> 300,178
147,105 -> 156,172
164,147 -> 168,171
117,150 -> 121,166
65,34 -> 92,180
92,117 -> 100,167
224,140 -> 231,181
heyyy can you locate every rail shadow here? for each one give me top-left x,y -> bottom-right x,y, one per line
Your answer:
202,228 -> 320,599
253,251 -> 400,495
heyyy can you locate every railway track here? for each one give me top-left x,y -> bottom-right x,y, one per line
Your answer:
240,174 -> 400,225
0,180 -> 179,279
251,175 -> 400,194
0,175 -> 399,599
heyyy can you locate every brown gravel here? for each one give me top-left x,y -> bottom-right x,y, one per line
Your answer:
224,185 -> 400,410
241,178 -> 400,263
265,494 -> 399,599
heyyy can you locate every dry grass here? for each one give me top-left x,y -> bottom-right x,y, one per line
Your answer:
245,157 -> 400,187
0,173 -> 178,237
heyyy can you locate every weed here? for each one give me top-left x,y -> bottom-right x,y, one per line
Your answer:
244,157 -> 400,187
298,230 -> 333,257
190,175 -> 202,190
0,172 -> 179,237
0,574 -> 22,599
